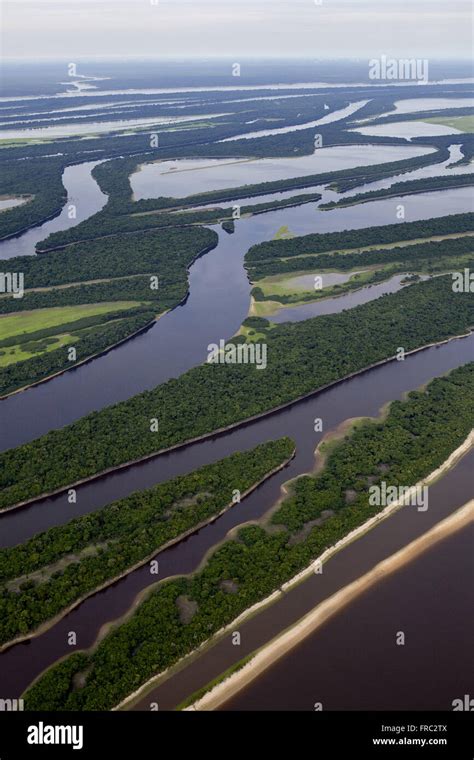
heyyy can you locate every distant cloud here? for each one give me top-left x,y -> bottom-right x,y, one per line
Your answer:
2,0 -> 472,60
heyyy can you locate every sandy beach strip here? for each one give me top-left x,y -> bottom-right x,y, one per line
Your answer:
114,429 -> 473,710
187,498 -> 474,711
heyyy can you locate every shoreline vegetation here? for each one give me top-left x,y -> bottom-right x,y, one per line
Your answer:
1,275 -> 473,513
0,156 -> 68,240
0,438 -> 295,650
1,327 -> 472,516
0,316 -> 157,401
34,146 -> 445,251
244,217 -> 474,315
245,213 -> 474,280
0,206 -> 64,242
21,364 -> 474,710
3,326 -> 474,517
2,83 -> 474,716
247,236 -> 474,305
186,497 -> 474,712
318,173 -> 474,210
125,430 -> 474,712
0,307 -> 157,401
0,231 -> 218,394
0,238 -> 218,320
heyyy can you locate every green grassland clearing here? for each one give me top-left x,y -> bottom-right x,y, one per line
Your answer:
0,302 -> 142,367
423,115 -> 474,133
0,302 -> 140,342
0,333 -> 77,368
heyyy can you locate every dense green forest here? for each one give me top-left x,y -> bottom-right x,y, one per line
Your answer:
0,158 -> 67,239
0,277 -> 181,316
248,235 -> 474,286
22,362 -> 474,710
2,81 -> 473,708
8,227 -> 216,289
0,226 -> 217,391
0,438 -> 294,645
1,81 -> 470,245
454,136 -> 474,165
221,220 -> 235,234
35,148 -> 447,251
246,212 -> 474,264
1,275 -> 473,510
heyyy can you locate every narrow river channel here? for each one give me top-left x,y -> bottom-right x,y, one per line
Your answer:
1,170 -> 472,451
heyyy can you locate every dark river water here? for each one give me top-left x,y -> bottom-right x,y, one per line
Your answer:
268,273 -> 428,323
128,449 -> 474,712
0,160 -> 107,259
0,155 -> 472,707
223,520 -> 474,712
0,176 -> 472,450
1,333 -> 473,699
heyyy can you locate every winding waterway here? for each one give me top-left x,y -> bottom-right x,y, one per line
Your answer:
1,333 -> 473,699
0,168 -> 472,451
0,151 -> 473,707
267,273 -> 429,323
0,160 -> 107,258
130,145 -> 435,199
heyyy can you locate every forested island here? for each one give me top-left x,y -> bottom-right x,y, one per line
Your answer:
1,65 -> 473,721
22,363 -> 474,710
33,148 -> 446,251
0,306 -> 155,397
246,213 -> 474,268
0,438 -> 294,646
1,275 -> 473,511
0,226 -> 217,395
249,236 -> 474,308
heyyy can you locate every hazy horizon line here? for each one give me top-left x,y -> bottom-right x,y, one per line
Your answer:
2,55 -> 473,63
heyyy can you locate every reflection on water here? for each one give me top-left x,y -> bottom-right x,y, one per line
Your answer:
383,97 -> 474,117
131,144 -> 435,200
219,100 -> 370,142
0,113 -> 229,141
353,121 -> 462,140
0,161 -> 107,258
1,184 -> 472,451
278,270 -> 365,290
342,143 -> 474,198
0,197 -> 29,211
268,274 -> 428,323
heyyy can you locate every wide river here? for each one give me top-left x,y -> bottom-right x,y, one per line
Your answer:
221,516 -> 474,711
0,151 -> 472,707
0,151 -> 472,450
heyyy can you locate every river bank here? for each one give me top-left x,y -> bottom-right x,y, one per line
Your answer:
3,329 -> 472,514
1,180 -> 471,452
113,428 -> 473,711
187,497 -> 474,711
0,448 -> 295,654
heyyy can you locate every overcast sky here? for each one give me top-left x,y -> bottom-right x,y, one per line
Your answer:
2,0 -> 472,60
